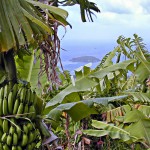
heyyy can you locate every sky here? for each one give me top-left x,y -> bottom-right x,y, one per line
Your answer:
59,0 -> 150,47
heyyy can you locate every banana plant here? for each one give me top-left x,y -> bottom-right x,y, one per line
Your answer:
84,108 -> 150,148
82,35 -> 150,149
0,0 -> 69,52
0,0 -> 70,89
14,34 -> 150,149
0,1 -> 70,149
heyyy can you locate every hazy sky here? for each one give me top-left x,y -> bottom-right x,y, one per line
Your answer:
59,0 -> 150,46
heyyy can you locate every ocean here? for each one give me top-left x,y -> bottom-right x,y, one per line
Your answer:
59,41 -> 150,74
59,41 -> 118,74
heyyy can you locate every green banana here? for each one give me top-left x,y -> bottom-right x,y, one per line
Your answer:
3,97 -> 8,115
0,119 -> 2,129
27,123 -> 33,131
1,132 -> 7,143
16,146 -> 22,150
12,146 -> 17,150
0,87 -> 4,99
31,142 -> 36,149
28,132 -> 34,143
0,83 -> 40,149
3,84 -> 8,99
26,144 -> 32,150
29,90 -> 34,105
16,87 -> 22,98
8,91 -> 13,114
23,124 -> 28,134
13,132 -> 18,145
16,103 -> 24,118
28,105 -> 36,119
16,126 -> 21,139
12,83 -> 18,99
26,89 -> 31,104
3,119 -> 9,133
30,90 -> 37,105
23,104 -> 29,115
0,98 -> 3,115
20,87 -> 27,102
21,133 -> 28,146
4,83 -> 10,99
13,99 -> 20,115
3,144 -> 9,150
6,134 -> 12,146
9,126 -> 15,135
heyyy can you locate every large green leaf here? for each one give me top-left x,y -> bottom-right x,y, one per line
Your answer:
83,120 -> 138,143
15,52 -> 47,95
0,0 -> 16,51
26,0 -> 68,19
15,53 -> 34,82
138,105 -> 150,118
45,95 -> 129,121
126,119 -> 150,144
124,109 -> 146,123
135,62 -> 150,82
47,101 -> 97,122
75,63 -> 93,80
92,95 -> 129,105
131,39 -> 150,82
45,58 -> 132,109
89,59 -> 136,79
124,109 -> 150,145
0,0 -> 69,52
46,77 -> 98,108
102,47 -> 119,68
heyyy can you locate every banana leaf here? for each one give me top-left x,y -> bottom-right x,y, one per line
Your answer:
89,59 -> 136,79
124,109 -> 150,145
45,95 -> 129,122
83,120 -> 138,143
0,0 -> 69,52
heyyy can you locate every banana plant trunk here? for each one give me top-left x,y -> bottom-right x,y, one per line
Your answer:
1,49 -> 17,88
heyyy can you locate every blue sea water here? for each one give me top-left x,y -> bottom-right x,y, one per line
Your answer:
59,41 -> 117,73
59,41 -> 150,74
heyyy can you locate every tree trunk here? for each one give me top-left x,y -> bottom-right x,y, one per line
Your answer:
2,49 -> 17,87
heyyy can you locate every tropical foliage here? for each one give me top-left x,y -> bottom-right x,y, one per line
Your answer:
0,0 -> 101,149
14,33 -> 150,149
0,0 -> 150,149
42,34 -> 150,149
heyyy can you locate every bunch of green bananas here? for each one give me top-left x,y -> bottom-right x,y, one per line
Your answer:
0,83 -> 37,118
0,83 -> 41,149
0,118 -> 40,150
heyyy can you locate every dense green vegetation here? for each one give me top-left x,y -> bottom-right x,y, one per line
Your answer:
0,0 -> 150,150
45,34 -> 150,149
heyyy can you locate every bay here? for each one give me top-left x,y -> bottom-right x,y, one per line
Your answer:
59,42 -> 117,73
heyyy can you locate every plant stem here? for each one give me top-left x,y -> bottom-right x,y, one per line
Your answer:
65,114 -> 71,149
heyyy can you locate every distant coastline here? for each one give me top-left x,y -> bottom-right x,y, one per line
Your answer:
70,56 -> 100,63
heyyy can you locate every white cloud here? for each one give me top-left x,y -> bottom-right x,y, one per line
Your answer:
93,0 -> 150,14
59,0 -> 150,44
98,12 -> 150,28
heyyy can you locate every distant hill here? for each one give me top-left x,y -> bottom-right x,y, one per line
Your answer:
70,56 -> 100,63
